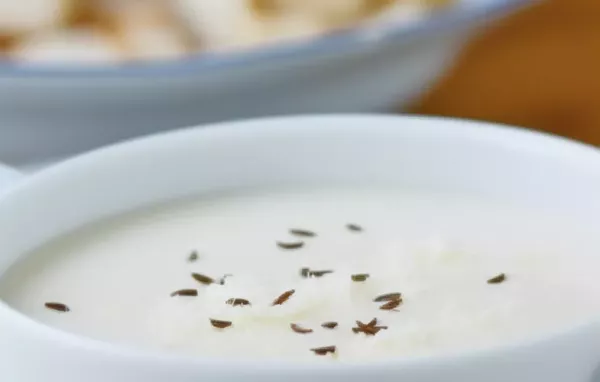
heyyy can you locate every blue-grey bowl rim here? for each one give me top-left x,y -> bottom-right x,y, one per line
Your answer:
0,0 -> 529,79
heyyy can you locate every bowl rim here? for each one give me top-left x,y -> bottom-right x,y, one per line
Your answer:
0,113 -> 599,373
0,0 -> 529,79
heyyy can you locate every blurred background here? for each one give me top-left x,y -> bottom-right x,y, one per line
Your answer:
0,0 -> 597,168
412,0 -> 600,145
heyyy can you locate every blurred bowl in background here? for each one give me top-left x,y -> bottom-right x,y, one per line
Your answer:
0,0 -> 529,167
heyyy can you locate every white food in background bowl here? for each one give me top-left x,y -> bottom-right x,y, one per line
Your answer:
174,0 -> 327,51
98,0 -> 192,61
0,0 -> 69,34
0,0 -> 529,168
171,0 -> 429,51
3,0 -> 438,61
10,29 -> 122,65
5,0 -> 193,64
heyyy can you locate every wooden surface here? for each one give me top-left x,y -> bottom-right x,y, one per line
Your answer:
411,0 -> 600,145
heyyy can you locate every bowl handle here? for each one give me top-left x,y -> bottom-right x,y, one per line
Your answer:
0,163 -> 23,195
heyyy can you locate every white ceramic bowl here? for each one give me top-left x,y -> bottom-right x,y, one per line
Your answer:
1,115 -> 600,381
0,0 -> 529,166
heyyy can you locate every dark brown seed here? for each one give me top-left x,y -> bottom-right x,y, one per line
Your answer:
192,273 -> 215,285
487,273 -> 506,284
300,268 -> 334,278
290,323 -> 313,334
272,289 -> 295,305
300,267 -> 311,278
354,320 -> 379,335
356,325 -> 387,333
346,223 -> 363,232
321,322 -> 338,329
188,251 -> 199,262
311,346 -> 336,356
309,270 -> 334,278
356,327 -> 378,335
373,293 -> 402,302
210,319 -> 232,329
289,229 -> 316,238
226,298 -> 251,306
356,320 -> 373,330
277,241 -> 305,250
353,318 -> 387,335
353,326 -> 383,335
170,289 -> 198,297
351,274 -> 370,282
45,302 -> 70,312
380,299 -> 402,310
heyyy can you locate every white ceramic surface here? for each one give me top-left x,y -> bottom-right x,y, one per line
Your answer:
0,0 -> 529,166
0,115 -> 600,381
0,163 -> 22,193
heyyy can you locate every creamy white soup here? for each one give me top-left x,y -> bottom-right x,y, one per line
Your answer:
1,188 -> 599,361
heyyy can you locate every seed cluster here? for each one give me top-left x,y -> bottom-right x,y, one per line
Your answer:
352,318 -> 388,335
43,223 -> 507,357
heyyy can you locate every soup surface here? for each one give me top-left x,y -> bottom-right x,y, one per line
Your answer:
1,188 -> 599,361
